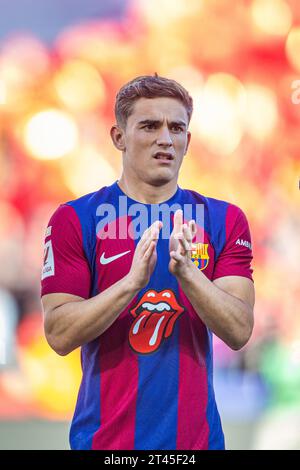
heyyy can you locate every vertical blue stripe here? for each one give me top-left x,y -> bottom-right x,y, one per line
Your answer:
129,197 -> 183,450
134,235 -> 180,450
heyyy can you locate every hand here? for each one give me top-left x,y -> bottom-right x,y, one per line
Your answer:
127,220 -> 163,290
169,209 -> 197,277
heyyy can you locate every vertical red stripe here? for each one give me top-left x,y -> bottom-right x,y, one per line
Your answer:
92,215 -> 139,449
176,287 -> 210,450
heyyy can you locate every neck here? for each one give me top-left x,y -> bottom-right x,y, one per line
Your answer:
117,174 -> 178,204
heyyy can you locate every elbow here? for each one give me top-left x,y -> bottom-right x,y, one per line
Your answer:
44,314 -> 75,356
54,345 -> 71,357
230,306 -> 254,351
229,323 -> 254,351
230,339 -> 248,351
45,331 -> 73,356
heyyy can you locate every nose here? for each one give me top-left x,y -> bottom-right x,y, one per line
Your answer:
156,125 -> 172,147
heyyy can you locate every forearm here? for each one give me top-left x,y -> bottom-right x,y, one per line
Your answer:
46,274 -> 139,355
177,263 -> 253,350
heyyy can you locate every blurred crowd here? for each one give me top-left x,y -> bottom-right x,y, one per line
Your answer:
0,0 -> 299,448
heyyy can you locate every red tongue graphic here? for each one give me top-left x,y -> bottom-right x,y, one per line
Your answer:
129,310 -> 182,354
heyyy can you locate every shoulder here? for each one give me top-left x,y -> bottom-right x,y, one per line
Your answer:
182,188 -> 248,219
181,187 -> 227,207
181,187 -> 233,218
65,185 -> 111,213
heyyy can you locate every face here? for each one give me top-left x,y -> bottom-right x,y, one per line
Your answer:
112,97 -> 191,186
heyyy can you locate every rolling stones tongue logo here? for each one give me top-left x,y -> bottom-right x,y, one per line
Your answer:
129,289 -> 185,354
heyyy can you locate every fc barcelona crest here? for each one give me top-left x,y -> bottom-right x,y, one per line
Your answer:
191,243 -> 209,271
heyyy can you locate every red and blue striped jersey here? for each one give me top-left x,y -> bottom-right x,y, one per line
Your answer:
41,181 -> 253,450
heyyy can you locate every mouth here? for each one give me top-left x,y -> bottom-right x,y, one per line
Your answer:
129,290 -> 184,354
136,301 -> 176,318
153,152 -> 174,161
134,301 -> 176,337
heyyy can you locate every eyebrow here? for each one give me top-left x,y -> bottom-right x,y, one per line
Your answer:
137,119 -> 187,128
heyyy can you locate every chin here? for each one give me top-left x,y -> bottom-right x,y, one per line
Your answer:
147,174 -> 175,187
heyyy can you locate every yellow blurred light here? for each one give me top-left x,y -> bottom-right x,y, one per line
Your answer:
24,109 -> 79,160
167,65 -> 204,94
0,79 -> 6,105
137,0 -> 203,26
19,341 -> 81,418
0,64 -> 32,112
61,146 -> 118,197
0,35 -> 49,87
194,73 -> 245,155
244,84 -> 278,140
0,36 -> 49,111
0,61 -> 24,91
286,27 -> 300,72
251,0 -> 292,36
54,60 -> 105,112
56,26 -> 139,80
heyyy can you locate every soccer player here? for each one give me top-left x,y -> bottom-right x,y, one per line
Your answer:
41,75 -> 254,450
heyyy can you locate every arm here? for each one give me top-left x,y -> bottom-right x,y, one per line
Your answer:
175,267 -> 254,350
42,276 -> 139,356
169,210 -> 254,350
42,220 -> 162,356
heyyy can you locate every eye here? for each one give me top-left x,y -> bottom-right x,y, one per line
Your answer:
171,125 -> 183,132
147,292 -> 155,297
162,292 -> 171,298
143,123 -> 156,130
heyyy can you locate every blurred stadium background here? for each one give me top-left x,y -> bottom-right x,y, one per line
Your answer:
0,0 -> 300,450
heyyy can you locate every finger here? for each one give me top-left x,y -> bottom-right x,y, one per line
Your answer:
138,232 -> 151,251
149,220 -> 163,239
140,221 -> 161,245
189,220 -> 197,239
174,224 -> 193,243
175,225 -> 192,251
138,228 -> 150,248
177,235 -> 190,253
140,220 -> 162,252
140,224 -> 153,241
182,224 -> 192,243
140,232 -> 157,255
144,240 -> 156,260
170,250 -> 184,262
173,209 -> 183,234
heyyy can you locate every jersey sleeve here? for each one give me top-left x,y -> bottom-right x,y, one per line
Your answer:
212,204 -> 253,282
41,204 -> 91,298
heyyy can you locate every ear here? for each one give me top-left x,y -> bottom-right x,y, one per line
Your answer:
110,125 -> 126,151
184,131 -> 191,155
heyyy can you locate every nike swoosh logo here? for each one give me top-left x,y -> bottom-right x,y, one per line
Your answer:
100,250 -> 131,265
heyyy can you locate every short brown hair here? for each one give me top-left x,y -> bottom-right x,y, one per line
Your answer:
115,74 -> 193,128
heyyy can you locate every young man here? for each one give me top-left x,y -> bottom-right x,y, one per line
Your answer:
41,75 -> 254,450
